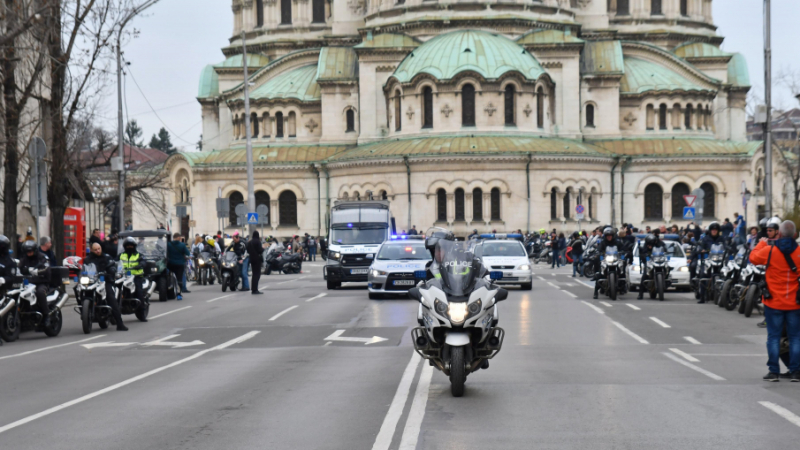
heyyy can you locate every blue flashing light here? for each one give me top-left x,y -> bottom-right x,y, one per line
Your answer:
73,277 -> 79,283
99,275 -> 105,283
414,270 -> 427,279
347,223 -> 353,228
23,279 -> 29,286
391,235 -> 409,240
489,271 -> 504,280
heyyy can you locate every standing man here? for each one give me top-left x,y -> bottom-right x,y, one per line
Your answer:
104,234 -> 119,259
39,236 -> 56,264
307,234 -> 317,261
568,232 -> 584,278
167,233 -> 190,300
247,231 -> 265,294
750,220 -> 800,382
89,229 -> 103,247
409,226 -> 418,235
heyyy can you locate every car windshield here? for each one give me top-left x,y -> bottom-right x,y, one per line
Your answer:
330,227 -> 386,245
479,242 -> 526,257
430,239 -> 479,297
377,243 -> 428,260
634,241 -> 685,258
119,236 -> 167,260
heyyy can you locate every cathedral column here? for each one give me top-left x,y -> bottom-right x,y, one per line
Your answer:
663,192 -> 671,223
465,192 -> 473,225
232,2 -> 243,35
483,193 -> 491,226
242,0 -> 254,30
446,193 -> 455,225
270,200 -> 279,230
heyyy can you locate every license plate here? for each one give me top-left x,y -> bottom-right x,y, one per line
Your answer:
350,269 -> 369,274
393,280 -> 415,286
504,272 -> 513,277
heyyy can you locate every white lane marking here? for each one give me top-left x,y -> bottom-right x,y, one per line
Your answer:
306,293 -> 327,302
82,341 -> 137,350
649,317 -> 671,328
207,293 -> 236,303
669,348 -> 700,362
537,276 -> 546,281
398,364 -> 434,450
324,329 -> 388,345
551,273 -> 557,277
575,279 -> 595,289
684,336 -> 702,345
547,282 -> 558,288
277,275 -> 309,285
563,290 -> 578,298
663,352 -> 725,381
141,334 -> 204,348
149,306 -> 192,320
269,305 -> 298,321
691,353 -> 763,357
581,300 -> 605,314
759,402 -> 800,428
323,341 -> 332,347
626,304 -> 641,311
371,353 -> 421,450
611,321 -> 649,344
600,301 -> 613,307
0,331 -> 260,435
0,335 -> 107,361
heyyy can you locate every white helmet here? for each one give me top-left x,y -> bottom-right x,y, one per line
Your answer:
767,216 -> 782,230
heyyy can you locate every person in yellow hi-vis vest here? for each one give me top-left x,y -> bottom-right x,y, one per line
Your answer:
120,237 -> 149,320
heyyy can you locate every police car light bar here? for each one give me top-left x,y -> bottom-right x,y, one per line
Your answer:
390,235 -> 424,240
478,233 -> 524,240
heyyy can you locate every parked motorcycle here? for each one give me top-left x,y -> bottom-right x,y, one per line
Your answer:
717,246 -> 747,310
0,267 -> 70,341
220,251 -> 241,292
535,241 -> 551,264
643,246 -> 671,301
692,243 -> 725,303
582,246 -> 598,279
598,246 -> 627,300
116,262 -> 155,322
74,263 -> 115,334
408,228 -> 507,397
264,245 -> 303,275
740,262 -> 767,317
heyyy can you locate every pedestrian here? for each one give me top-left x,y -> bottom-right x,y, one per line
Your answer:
307,234 -> 317,261
157,223 -> 166,230
89,229 -> 102,248
167,233 -> 190,300
645,226 -> 651,233
15,234 -> 23,257
247,231 -> 265,294
569,232 -> 584,277
721,218 -> 734,237
550,234 -> 560,268
103,234 -> 119,259
39,236 -> 55,263
409,226 -> 418,235
558,233 -> 567,265
747,227 -> 759,249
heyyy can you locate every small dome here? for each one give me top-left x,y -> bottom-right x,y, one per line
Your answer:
248,65 -> 320,102
198,64 -> 219,99
727,53 -> 750,87
391,30 -> 547,83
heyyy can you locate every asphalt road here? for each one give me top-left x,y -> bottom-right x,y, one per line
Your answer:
1,262 -> 799,449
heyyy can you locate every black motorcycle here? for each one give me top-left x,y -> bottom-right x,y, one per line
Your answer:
197,250 -> 217,285
717,246 -> 747,310
642,245 -> 671,301
582,245 -> 599,279
220,251 -> 241,292
264,246 -> 303,275
740,260 -> 767,317
692,243 -> 725,303
598,246 -> 627,300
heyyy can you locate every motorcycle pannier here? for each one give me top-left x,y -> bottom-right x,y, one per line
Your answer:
49,266 -> 71,287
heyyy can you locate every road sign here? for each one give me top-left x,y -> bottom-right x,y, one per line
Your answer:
247,213 -> 259,224
690,188 -> 705,224
176,206 -> 188,218
216,198 -> 230,219
575,205 -> 585,214
683,207 -> 696,220
189,220 -> 196,228
683,195 -> 696,207
256,204 -> 269,224
576,213 -> 585,220
235,203 -> 247,226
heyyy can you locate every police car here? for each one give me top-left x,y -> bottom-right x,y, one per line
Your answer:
474,234 -> 532,290
367,236 -> 430,300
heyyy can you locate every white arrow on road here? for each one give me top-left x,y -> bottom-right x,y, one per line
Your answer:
324,329 -> 388,346
141,334 -> 205,349
82,341 -> 138,350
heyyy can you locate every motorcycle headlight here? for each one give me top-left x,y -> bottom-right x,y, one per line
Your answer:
518,264 -> 531,271
654,256 -> 667,264
198,258 -> 205,265
448,302 -> 468,324
605,255 -> 617,264
467,299 -> 482,315
80,276 -> 91,285
631,265 -> 640,273
679,266 -> 689,272
434,299 -> 448,315
711,255 -> 723,262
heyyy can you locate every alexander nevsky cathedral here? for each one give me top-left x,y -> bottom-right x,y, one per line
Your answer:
163,0 -> 782,238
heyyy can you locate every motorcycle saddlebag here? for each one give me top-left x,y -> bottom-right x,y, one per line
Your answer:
49,266 -> 71,288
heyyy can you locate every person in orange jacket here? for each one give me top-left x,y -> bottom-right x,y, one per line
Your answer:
749,220 -> 800,382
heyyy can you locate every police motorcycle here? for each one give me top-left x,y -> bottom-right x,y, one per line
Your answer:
116,261 -> 156,322
408,228 -> 508,397
717,246 -> 748,311
692,243 -> 726,303
74,263 -> 115,334
642,244 -> 671,301
598,246 -> 628,300
220,251 -> 242,292
0,266 -> 70,341
739,258 -> 767,317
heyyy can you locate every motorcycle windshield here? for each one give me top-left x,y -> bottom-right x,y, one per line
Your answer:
84,263 -> 97,277
710,243 -> 725,255
652,247 -> 665,257
432,239 -> 479,297
223,252 -> 238,263
605,247 -> 619,257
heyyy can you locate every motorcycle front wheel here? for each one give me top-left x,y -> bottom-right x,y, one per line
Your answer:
0,310 -> 21,342
450,346 -> 466,397
608,272 -> 617,300
744,285 -> 760,318
135,302 -> 149,322
657,273 -> 665,301
222,274 -> 229,292
719,280 -> 733,309
44,308 -> 63,337
81,299 -> 93,334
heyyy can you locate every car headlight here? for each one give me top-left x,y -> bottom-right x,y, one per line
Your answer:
679,266 -> 689,272
331,252 -> 341,260
371,269 -> 388,277
80,276 -> 91,285
448,302 -> 468,324
518,264 -> 531,271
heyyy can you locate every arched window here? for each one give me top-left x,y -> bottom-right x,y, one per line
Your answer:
680,0 -> 688,16
255,190 -> 270,224
380,190 -> 388,201
659,104 -> 668,130
705,105 -> 712,130
651,0 -> 662,15
422,87 -> 433,129
353,191 -> 360,200
275,112 -> 284,137
646,104 -> 655,130
251,112 -> 259,137
536,86 -> 544,128
617,0 -> 629,15
671,183 -> 690,219
701,182 -> 715,218
550,188 -> 558,219
504,85 -> 515,125
346,109 -> 355,132
281,0 -> 292,24
436,189 -> 446,222
644,184 -> 663,219
473,188 -> 483,221
462,84 -> 475,126
262,113 -> 270,137
256,0 -> 264,27
563,187 -> 571,219
287,112 -> 296,137
455,188 -> 465,221
394,91 -> 402,131
685,104 -> 693,130
229,191 -> 244,225
588,192 -> 594,219
312,0 -> 325,23
490,188 -> 501,221
585,104 -> 595,128
279,191 -> 297,226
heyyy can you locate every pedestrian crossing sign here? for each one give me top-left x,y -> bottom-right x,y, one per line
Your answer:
683,207 -> 695,220
247,213 -> 259,224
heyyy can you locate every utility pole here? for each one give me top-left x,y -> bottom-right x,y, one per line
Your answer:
242,31 -> 256,237
764,0 -> 773,217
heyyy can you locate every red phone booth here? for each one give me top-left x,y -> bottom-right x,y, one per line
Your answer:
64,207 -> 86,258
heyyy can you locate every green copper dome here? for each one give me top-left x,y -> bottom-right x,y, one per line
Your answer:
248,65 -> 321,102
391,30 -> 547,83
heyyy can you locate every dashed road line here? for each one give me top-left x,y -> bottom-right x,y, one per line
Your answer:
398,364 -> 433,450
149,306 -> 192,320
684,336 -> 702,345
669,348 -> 700,362
562,290 -> 578,298
0,335 -> 107,361
600,301 -> 613,307
649,317 -> 671,328
269,305 -> 299,321
547,282 -> 559,288
371,353 -> 421,450
626,304 -> 641,310
612,321 -> 649,344
575,279 -> 594,289
206,293 -> 237,303
537,276 -> 546,281
760,402 -> 800,428
663,352 -> 725,381
306,293 -> 327,302
581,300 -> 605,315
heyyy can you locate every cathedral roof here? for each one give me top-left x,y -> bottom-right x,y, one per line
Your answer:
391,30 -> 547,83
619,57 -> 714,95
581,41 -> 624,76
516,29 -> 584,46
727,53 -> 751,88
590,139 -> 761,157
197,64 -> 219,99
354,33 -> 421,50
180,144 -> 349,166
317,48 -> 358,83
247,64 -> 321,102
673,42 -> 730,60
214,53 -> 271,69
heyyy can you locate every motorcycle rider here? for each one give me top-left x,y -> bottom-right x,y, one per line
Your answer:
225,232 -> 247,290
757,217 -> 770,240
697,222 -> 726,303
18,240 -> 51,328
84,242 -> 127,331
119,237 -> 149,321
0,235 -> 19,345
636,234 -> 662,300
593,228 -> 623,299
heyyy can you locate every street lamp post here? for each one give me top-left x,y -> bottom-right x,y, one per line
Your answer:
241,31 -> 256,237
764,0 -> 773,218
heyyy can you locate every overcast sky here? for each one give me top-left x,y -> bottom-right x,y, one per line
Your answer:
98,0 -> 800,151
